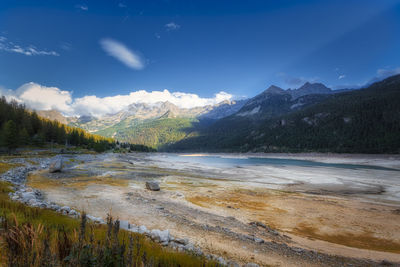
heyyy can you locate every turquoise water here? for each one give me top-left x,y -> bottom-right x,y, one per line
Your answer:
161,154 -> 399,171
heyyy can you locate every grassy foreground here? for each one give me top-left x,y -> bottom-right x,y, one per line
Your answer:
0,181 -> 218,266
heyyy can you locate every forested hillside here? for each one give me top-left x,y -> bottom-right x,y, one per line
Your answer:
0,97 -> 114,152
169,74 -> 400,153
95,117 -> 199,149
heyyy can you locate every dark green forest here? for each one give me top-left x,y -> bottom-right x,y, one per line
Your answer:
0,96 -> 115,152
169,74 -> 400,153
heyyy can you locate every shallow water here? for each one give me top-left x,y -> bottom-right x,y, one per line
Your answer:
156,154 -> 399,171
145,153 -> 400,203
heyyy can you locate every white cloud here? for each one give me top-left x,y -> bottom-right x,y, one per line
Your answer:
100,38 -> 144,70
0,36 -> 59,56
338,75 -> 346,80
0,83 -> 233,117
72,89 -> 233,117
165,22 -> 180,31
75,4 -> 88,11
1,83 -> 73,113
118,3 -> 127,8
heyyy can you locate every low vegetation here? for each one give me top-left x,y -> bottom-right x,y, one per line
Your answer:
0,181 -> 217,266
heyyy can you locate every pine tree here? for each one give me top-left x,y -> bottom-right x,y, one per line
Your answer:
3,120 -> 18,153
19,128 -> 31,145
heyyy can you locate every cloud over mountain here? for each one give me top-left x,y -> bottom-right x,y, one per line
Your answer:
0,83 -> 233,117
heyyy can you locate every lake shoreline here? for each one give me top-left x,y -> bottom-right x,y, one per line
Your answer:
25,152 -> 400,266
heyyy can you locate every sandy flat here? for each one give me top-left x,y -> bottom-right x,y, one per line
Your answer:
28,153 -> 400,266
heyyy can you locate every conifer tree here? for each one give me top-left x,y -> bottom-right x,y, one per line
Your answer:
19,127 -> 31,145
3,120 -> 18,153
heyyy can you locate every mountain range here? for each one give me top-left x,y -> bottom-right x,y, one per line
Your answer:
36,75 -> 400,153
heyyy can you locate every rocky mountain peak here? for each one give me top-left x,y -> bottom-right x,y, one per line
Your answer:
265,85 -> 285,94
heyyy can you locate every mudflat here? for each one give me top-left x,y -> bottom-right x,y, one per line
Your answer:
28,153 -> 400,266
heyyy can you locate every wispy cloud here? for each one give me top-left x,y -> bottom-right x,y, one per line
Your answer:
376,67 -> 400,78
118,3 -> 127,8
60,42 -> 72,51
165,22 -> 180,31
363,67 -> 400,86
100,38 -> 144,70
0,36 -> 59,56
338,74 -> 346,80
75,4 -> 88,11
277,72 -> 319,88
334,67 -> 400,89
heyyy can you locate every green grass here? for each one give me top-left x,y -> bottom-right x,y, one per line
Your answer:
0,181 -> 218,266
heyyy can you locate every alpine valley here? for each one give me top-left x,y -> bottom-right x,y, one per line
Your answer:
38,74 -> 400,153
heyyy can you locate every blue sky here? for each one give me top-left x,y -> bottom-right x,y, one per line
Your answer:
0,0 -> 399,116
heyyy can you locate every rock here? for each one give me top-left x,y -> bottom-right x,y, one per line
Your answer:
50,204 -> 60,210
216,257 -> 227,265
150,229 -> 170,243
145,181 -> 160,191
69,209 -> 77,216
249,221 -> 267,229
243,263 -> 260,267
380,260 -> 394,266
173,237 -> 189,245
49,158 -> 63,173
227,261 -> 240,267
138,225 -> 148,234
21,191 -> 36,202
254,237 -> 264,243
60,206 -> 71,213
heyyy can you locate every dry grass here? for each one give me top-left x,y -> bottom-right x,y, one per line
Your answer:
0,162 -> 22,173
0,181 -> 218,266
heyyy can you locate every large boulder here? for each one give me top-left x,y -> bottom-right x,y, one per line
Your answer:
145,181 -> 160,191
49,158 -> 63,173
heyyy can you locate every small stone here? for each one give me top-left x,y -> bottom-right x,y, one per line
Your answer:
254,238 -> 264,243
138,225 -> 148,234
150,229 -> 170,243
173,238 -> 189,245
243,263 -> 259,267
60,206 -> 71,213
49,158 -> 63,173
145,181 -> 160,191
216,257 -> 226,265
69,209 -> 77,216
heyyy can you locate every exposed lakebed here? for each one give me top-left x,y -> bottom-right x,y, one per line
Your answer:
27,153 -> 400,266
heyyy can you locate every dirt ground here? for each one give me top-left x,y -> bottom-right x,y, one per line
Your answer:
27,154 -> 400,266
